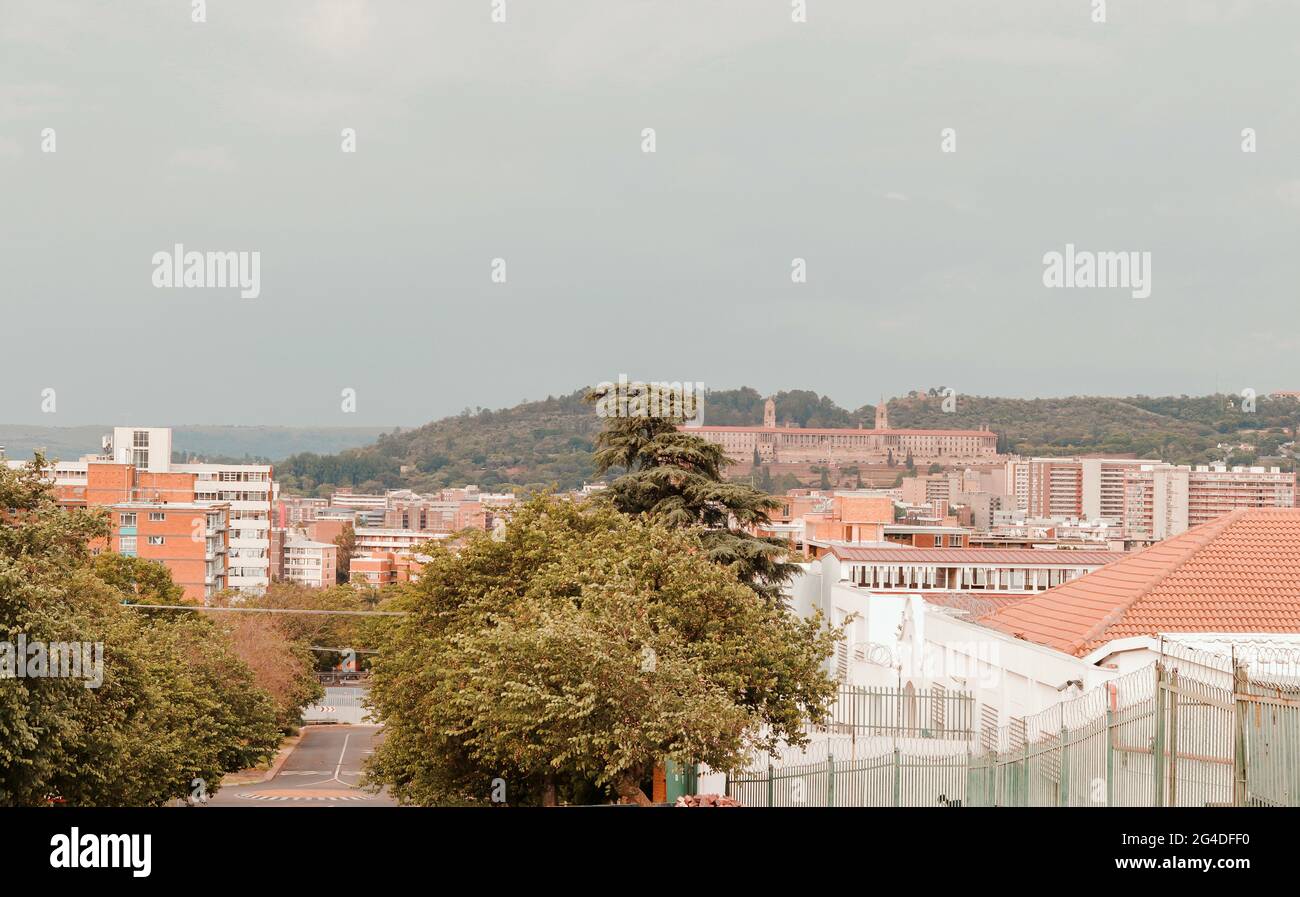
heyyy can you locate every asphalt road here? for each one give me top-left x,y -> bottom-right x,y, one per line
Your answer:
207,725 -> 397,807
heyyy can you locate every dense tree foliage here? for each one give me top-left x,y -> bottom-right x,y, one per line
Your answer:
277,390 -> 601,496
587,384 -> 800,602
364,497 -> 839,806
0,458 -> 307,805
229,581 -> 396,673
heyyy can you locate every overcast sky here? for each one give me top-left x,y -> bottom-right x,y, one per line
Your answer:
3,0 -> 1299,426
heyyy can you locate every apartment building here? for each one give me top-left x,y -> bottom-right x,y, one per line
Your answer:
1124,463 -> 1296,538
1122,464 -> 1190,540
10,426 -> 279,594
1008,456 -> 1150,522
354,526 -> 447,555
101,501 -> 230,601
384,498 -> 485,534
280,496 -> 329,524
351,551 -> 424,587
1187,464 -> 1296,524
329,490 -> 388,525
282,535 -> 338,589
278,486 -> 514,544
901,468 -> 1008,507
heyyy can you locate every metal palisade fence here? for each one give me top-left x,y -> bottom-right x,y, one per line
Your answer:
727,654 -> 1300,807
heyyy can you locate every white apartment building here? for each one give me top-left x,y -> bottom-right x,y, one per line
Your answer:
354,526 -> 448,554
1123,462 -> 1295,539
1122,463 -> 1190,539
282,535 -> 337,589
107,427 -> 279,592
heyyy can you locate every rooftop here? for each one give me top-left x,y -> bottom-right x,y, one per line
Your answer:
827,545 -> 1127,566
981,509 -> 1300,656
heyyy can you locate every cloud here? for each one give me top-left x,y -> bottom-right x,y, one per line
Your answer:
1277,180 -> 1300,208
0,84 -> 64,124
294,0 -> 379,57
168,146 -> 235,173
907,32 -> 1112,68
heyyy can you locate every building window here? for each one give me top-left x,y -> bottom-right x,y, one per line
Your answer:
147,536 -> 165,545
119,536 -> 137,554
119,513 -> 137,526
132,430 -> 150,469
149,512 -> 166,522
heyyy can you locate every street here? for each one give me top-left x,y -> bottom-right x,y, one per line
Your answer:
208,725 -> 397,807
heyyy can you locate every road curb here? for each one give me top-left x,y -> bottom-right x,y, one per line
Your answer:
221,732 -> 303,787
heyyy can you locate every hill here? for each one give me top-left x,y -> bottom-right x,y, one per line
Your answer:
274,388 -> 1300,496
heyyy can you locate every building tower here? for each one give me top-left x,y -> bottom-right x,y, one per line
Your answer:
764,397 -> 776,429
874,397 -> 889,430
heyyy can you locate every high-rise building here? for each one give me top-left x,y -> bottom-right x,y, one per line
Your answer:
1011,457 -> 1151,522
1123,463 -> 1295,540
1122,464 -> 1190,540
10,426 -> 279,594
101,500 -> 230,601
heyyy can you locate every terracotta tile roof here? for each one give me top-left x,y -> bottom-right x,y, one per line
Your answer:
921,592 -> 1028,619
828,545 -> 1126,566
981,509 -> 1300,656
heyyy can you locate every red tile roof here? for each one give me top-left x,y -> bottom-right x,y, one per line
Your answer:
981,509 -> 1300,656
828,545 -> 1126,566
922,593 -> 1028,619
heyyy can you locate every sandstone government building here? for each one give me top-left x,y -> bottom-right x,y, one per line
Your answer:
691,399 -> 999,466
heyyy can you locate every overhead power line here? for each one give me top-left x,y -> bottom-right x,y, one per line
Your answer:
122,604 -> 407,617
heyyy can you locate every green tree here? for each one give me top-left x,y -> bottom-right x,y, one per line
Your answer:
334,523 -> 358,585
365,497 -> 839,806
0,457 -> 287,806
585,384 -> 800,602
90,552 -> 186,605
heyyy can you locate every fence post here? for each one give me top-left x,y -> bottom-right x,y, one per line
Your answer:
1105,687 -> 1116,808
1167,669 -> 1179,808
1021,740 -> 1030,807
1152,662 -> 1166,808
827,754 -> 836,808
1233,663 -> 1249,807
982,752 -> 992,807
892,748 -> 902,807
1058,725 -> 1069,807
767,762 -> 774,808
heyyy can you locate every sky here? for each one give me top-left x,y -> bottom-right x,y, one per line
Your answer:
2,0 -> 1299,426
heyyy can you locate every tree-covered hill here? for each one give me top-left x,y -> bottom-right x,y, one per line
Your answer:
275,388 -> 1300,495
